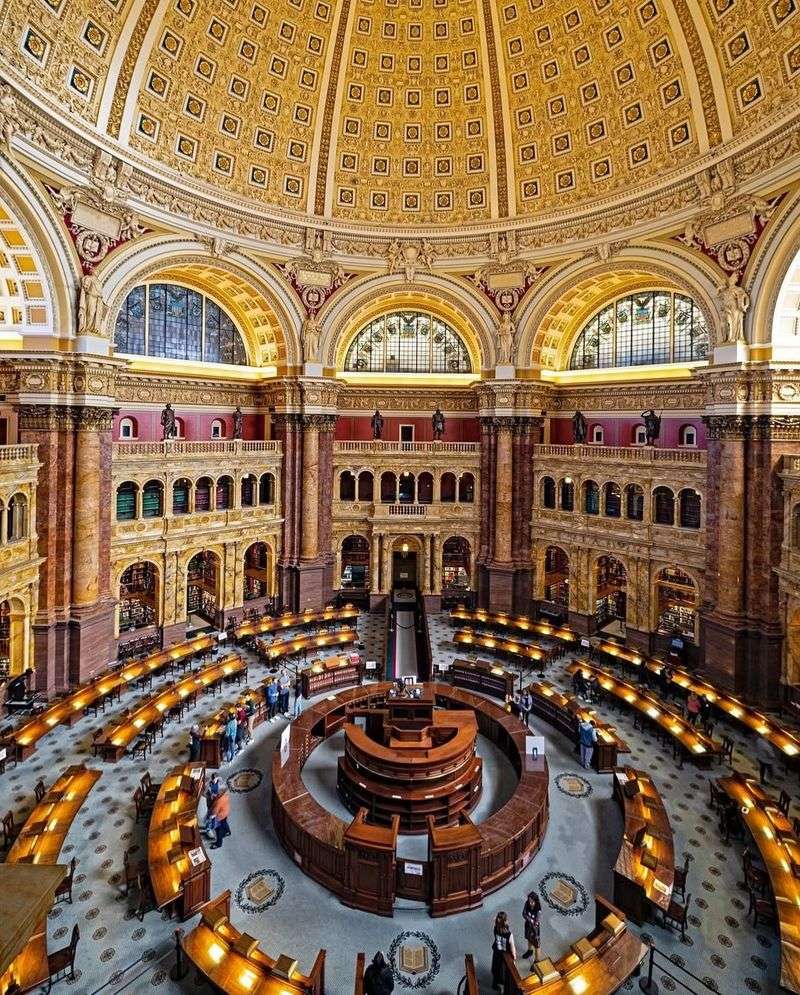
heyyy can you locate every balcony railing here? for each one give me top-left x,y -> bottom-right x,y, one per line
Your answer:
335,441 -> 479,454
0,444 -> 39,463
534,444 -> 706,465
113,440 -> 282,460
387,504 -> 428,516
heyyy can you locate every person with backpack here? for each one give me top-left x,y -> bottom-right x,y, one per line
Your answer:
491,911 -> 516,991
363,951 -> 394,995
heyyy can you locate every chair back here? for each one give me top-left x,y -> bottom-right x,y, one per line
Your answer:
2,810 -> 14,843
141,772 -> 152,793
34,779 -> 45,803
133,786 -> 143,809
69,923 -> 80,956
683,894 -> 692,921
779,790 -> 791,817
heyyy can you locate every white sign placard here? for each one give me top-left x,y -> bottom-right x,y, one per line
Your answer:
580,638 -> 591,649
280,725 -> 291,768
365,660 -> 377,671
526,735 -> 545,758
188,847 -> 206,867
0,747 -> 6,763
404,862 -> 424,876
437,661 -> 451,671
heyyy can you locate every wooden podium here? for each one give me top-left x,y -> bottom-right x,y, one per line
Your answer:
427,815 -> 483,916
342,809 -> 399,917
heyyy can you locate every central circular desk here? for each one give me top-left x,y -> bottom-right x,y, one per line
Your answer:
271,681 -> 549,917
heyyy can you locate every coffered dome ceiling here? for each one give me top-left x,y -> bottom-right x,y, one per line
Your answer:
1,0 -> 799,231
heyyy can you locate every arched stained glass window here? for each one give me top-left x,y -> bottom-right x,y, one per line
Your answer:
114,284 -> 248,366
344,311 -> 472,374
569,291 -> 708,370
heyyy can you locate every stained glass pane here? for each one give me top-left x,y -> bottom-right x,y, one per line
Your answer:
114,285 -> 145,354
344,311 -> 470,373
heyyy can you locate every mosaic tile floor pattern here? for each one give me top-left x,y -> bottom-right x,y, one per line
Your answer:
0,611 -> 791,994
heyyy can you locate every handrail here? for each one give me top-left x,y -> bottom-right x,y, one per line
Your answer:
335,440 -> 479,453
113,439 -> 282,458
534,443 -> 706,464
0,443 -> 39,462
640,941 -> 720,993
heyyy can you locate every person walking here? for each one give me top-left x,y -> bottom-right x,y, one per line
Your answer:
209,788 -> 231,849
363,951 -> 394,995
699,694 -> 712,733
235,705 -> 247,753
292,673 -> 304,719
491,911 -> 516,991
224,711 -> 237,762
245,694 -> 256,742
686,691 -> 701,726
278,668 -> 291,717
188,722 -> 201,762
204,773 -> 221,834
522,891 -> 542,960
266,679 -> 278,721
518,689 -> 533,730
756,736 -> 775,784
578,717 -> 597,770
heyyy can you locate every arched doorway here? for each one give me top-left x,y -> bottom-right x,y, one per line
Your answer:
654,567 -> 698,644
544,546 -> 569,609
391,537 -> 421,589
244,542 -> 273,601
118,562 -> 159,632
594,555 -> 627,632
0,597 -> 27,677
442,537 -> 471,598
341,535 -> 370,591
187,550 -> 221,629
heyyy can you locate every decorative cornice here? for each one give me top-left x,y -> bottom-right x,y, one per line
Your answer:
17,404 -> 76,431
74,406 -> 116,431
703,414 -> 800,440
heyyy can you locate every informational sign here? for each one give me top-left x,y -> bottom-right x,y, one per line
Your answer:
189,766 -> 203,781
526,735 -> 545,758
280,724 -> 291,768
0,747 -> 6,763
404,862 -> 424,876
218,631 -> 227,642
188,847 -> 206,867
365,660 -> 377,671
437,661 -> 451,671
580,638 -> 591,650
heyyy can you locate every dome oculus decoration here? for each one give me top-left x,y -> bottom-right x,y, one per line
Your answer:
569,291 -> 708,371
114,284 -> 248,366
344,311 -> 472,374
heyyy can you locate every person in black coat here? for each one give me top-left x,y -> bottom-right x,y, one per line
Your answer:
363,951 -> 394,995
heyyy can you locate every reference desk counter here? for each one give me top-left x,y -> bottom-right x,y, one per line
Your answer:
234,605 -> 358,642
567,662 -> 720,767
453,631 -> 553,671
716,772 -> 800,993
255,628 -> 359,665
612,767 -> 675,924
181,890 -> 326,995
450,608 -> 578,651
503,894 -> 647,995
147,762 -> 209,920
300,653 -> 363,698
527,681 -> 629,772
449,658 -> 516,701
95,654 -> 248,761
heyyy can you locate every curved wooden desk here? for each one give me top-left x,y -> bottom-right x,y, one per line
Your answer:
235,605 -> 358,642
181,890 -> 325,995
450,608 -> 578,650
95,654 -> 248,761
454,630 -> 553,670
612,767 -> 675,924
300,652 -> 363,698
449,658 -> 516,701
716,772 -> 800,994
199,689 -> 266,768
566,662 -> 720,766
526,681 -> 629,773
503,895 -> 646,994
147,762 -> 209,920
255,628 -> 358,665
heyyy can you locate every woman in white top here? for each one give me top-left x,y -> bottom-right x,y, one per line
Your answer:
491,911 -> 516,990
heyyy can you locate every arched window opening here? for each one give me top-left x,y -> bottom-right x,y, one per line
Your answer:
590,425 -> 604,444
339,471 -> 356,502
595,555 -> 627,630
679,424 -> 697,447
441,472 -> 457,503
244,542 -> 271,601
216,475 -> 233,510
398,471 -> 415,503
357,472 -> 374,502
173,478 -> 191,515
560,478 -> 574,511
115,284 -> 248,365
6,493 -> 27,542
679,489 -> 702,529
418,472 -> 434,504
194,476 -> 213,513
116,481 -> 138,521
119,417 -> 137,440
259,473 -> 275,505
380,472 -> 397,503
544,546 -> 569,609
583,480 -> 600,515
458,473 -> 475,503
241,474 -> 257,507
633,425 -> 648,446
344,311 -> 472,374
442,537 -> 471,594
341,535 -> 370,591
187,551 -> 219,627
541,476 -> 556,509
604,482 -> 621,518
569,290 -> 709,370
119,562 -> 158,631
0,598 -> 27,676
653,486 -> 675,526
655,566 -> 698,644
142,480 -> 164,518
210,418 -> 225,439
625,484 -> 644,521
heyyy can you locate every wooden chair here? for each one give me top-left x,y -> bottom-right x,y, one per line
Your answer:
662,893 -> 691,942
46,924 -> 79,991
33,779 -> 46,803
749,892 -> 778,930
135,870 -> 155,921
140,772 -> 161,800
2,810 -> 19,850
123,850 -> 147,897
779,790 -> 792,818
673,855 -> 690,901
54,858 -> 76,904
708,779 -> 723,812
130,735 -> 151,762
133,786 -> 154,824
745,863 -> 770,898
720,736 -> 735,766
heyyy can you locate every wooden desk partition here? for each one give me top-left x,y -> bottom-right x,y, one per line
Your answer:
148,762 -> 210,920
95,654 -> 248,761
450,608 -> 578,651
503,895 -> 646,995
612,767 -> 675,924
181,890 -> 326,995
453,631 -> 553,671
235,605 -> 358,642
527,681 -> 629,773
449,658 -> 516,701
428,816 -> 483,917
342,809 -> 399,916
717,772 -> 800,994
300,653 -> 364,699
566,662 -> 720,766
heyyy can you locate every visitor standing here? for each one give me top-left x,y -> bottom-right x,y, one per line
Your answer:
518,689 -> 533,730
245,694 -> 256,742
266,679 -> 278,721
491,911 -> 516,991
686,691 -> 701,726
363,951 -> 394,995
578,717 -> 597,770
209,788 -> 231,849
224,711 -> 237,762
279,668 -> 291,717
522,891 -> 542,960
756,736 -> 775,784
292,673 -> 304,719
188,722 -> 201,762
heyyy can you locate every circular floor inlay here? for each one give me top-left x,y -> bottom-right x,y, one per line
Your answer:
235,869 -> 285,913
538,872 -> 589,917
554,773 -> 593,798
388,930 -> 441,990
227,768 -> 263,793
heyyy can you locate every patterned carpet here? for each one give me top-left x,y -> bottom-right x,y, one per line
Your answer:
0,611 -> 790,994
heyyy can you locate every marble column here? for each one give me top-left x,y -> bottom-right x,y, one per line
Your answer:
494,420 -> 513,562
300,417 -> 320,560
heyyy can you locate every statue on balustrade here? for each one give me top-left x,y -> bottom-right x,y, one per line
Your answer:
641,409 -> 662,446
232,405 -> 243,440
572,410 -> 587,444
161,402 -> 178,441
371,409 -> 384,440
432,407 -> 446,440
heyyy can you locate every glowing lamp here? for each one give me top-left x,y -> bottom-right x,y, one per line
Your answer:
569,978 -> 588,995
133,718 -> 145,728
646,707 -> 659,719
784,744 -> 799,756
692,743 -> 706,753
46,716 -> 58,727
239,970 -> 257,991
208,942 -> 225,965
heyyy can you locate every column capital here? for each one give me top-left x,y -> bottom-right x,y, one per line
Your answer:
703,414 -> 800,441
301,413 -> 337,431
